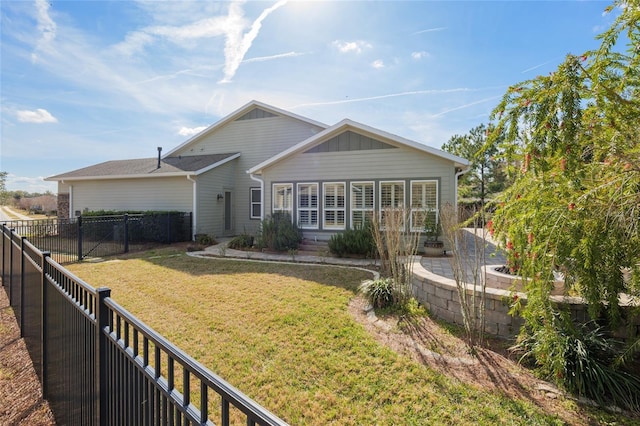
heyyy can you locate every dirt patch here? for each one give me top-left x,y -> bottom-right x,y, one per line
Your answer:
0,290 -> 55,425
348,296 -> 633,426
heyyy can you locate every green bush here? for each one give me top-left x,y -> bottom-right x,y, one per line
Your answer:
228,233 -> 254,250
359,278 -> 395,309
513,317 -> 640,411
195,234 -> 215,246
328,222 -> 375,258
256,213 -> 302,252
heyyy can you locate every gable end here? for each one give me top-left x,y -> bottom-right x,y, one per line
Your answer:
304,131 -> 397,154
236,108 -> 278,121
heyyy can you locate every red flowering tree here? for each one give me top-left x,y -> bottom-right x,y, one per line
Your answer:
486,1 -> 640,408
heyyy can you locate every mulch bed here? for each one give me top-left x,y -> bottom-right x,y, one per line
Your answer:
0,289 -> 55,425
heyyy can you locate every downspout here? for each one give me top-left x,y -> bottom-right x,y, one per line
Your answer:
187,175 -> 197,240
68,183 -> 74,219
249,172 -> 265,220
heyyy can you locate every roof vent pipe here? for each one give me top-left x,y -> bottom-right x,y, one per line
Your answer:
157,147 -> 162,169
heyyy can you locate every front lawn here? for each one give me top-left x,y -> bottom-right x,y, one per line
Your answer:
68,247 -> 605,425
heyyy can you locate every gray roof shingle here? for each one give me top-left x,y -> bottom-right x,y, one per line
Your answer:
48,153 -> 239,180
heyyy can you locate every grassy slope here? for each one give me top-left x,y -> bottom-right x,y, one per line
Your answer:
69,248 -> 567,425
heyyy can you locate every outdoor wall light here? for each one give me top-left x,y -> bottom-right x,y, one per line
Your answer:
217,194 -> 224,200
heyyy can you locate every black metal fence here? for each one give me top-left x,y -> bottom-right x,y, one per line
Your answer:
1,224 -> 288,426
1,212 -> 192,264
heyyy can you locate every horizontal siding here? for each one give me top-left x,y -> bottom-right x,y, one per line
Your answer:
195,160 -> 237,236
262,148 -> 458,232
70,178 -> 193,214
265,148 -> 454,197
174,116 -> 324,234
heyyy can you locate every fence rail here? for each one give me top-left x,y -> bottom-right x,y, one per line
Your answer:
1,223 -> 288,426
1,212 -> 192,264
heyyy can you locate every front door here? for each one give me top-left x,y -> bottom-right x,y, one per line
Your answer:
224,191 -> 232,233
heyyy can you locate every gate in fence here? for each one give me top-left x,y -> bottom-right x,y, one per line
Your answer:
1,224 -> 287,426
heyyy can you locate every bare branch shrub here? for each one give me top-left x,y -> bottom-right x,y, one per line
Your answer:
440,202 -> 486,349
370,207 -> 421,306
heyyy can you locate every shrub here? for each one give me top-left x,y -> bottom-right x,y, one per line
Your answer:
228,233 -> 254,250
359,278 -> 396,309
256,213 -> 302,252
513,317 -> 640,412
195,234 -> 215,246
328,223 -> 375,258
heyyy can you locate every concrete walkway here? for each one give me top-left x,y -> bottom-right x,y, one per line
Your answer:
188,228 -> 507,279
0,206 -> 31,221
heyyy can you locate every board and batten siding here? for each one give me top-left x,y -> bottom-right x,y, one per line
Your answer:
173,115 -> 324,235
263,147 -> 456,211
69,177 -> 193,214
195,159 -> 237,237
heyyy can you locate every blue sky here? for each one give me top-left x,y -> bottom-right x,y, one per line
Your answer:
1,0 -> 616,192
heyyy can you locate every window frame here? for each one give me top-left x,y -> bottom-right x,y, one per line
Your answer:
323,181 -> 346,230
379,180 -> 406,230
350,181 -> 375,230
272,183 -> 293,217
410,180 -> 439,232
250,187 -> 262,220
297,182 -> 319,229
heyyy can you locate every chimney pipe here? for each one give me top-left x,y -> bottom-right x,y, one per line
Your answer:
157,147 -> 162,169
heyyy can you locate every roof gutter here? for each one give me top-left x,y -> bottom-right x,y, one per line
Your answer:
45,171 -> 195,182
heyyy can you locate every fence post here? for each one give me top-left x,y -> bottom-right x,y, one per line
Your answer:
19,236 -> 26,336
96,287 -> 111,426
124,214 -> 129,254
41,251 -> 51,396
8,229 -> 14,305
189,212 -> 194,241
1,225 -> 5,288
77,216 -> 83,262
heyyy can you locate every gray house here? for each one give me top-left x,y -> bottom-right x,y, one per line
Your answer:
47,100 -> 469,242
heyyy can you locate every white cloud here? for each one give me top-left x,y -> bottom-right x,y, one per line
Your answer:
332,40 -> 372,54
429,95 -> 502,118
5,173 -> 57,193
412,51 -> 430,60
31,0 -> 57,62
413,27 -> 447,35
112,31 -> 155,57
243,51 -> 305,63
220,0 -> 289,83
113,1 -> 288,83
16,108 -> 58,123
371,59 -> 385,69
178,126 -> 207,136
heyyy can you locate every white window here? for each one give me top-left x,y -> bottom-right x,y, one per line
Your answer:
410,180 -> 438,231
272,183 -> 293,216
379,181 -> 405,229
351,181 -> 374,229
250,188 -> 262,219
323,182 -> 345,229
297,183 -> 318,229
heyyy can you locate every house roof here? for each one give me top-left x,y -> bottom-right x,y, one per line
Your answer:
46,153 -> 240,182
247,119 -> 470,175
163,100 -> 329,157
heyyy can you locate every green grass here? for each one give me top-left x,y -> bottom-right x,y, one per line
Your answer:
68,247 -> 575,425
